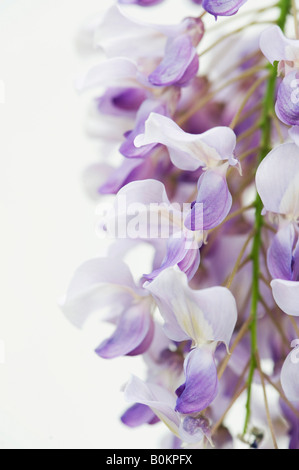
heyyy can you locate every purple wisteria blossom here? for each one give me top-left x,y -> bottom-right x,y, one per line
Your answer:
61,257 -> 155,358
61,0 -> 299,450
260,26 -> 299,126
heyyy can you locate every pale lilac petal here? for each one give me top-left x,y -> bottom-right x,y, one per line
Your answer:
192,286 -> 238,349
104,180 -> 183,241
289,126 -> 299,147
271,279 -> 299,316
260,25 -> 299,65
281,351 -> 299,402
175,348 -> 218,414
145,268 -> 237,348
202,0 -> 247,17
148,36 -> 199,87
76,58 -> 140,92
94,6 -> 166,60
184,201 -> 204,232
256,142 -> 299,217
145,235 -> 201,282
145,269 -> 192,343
60,258 -> 140,328
124,376 -> 180,437
116,179 -> 170,206
185,170 -> 232,231
267,224 -> 295,281
95,302 -> 154,358
135,113 -> 204,171
135,113 -> 237,170
94,7 -> 203,62
121,404 -> 158,428
276,71 -> 299,126
199,127 -> 238,167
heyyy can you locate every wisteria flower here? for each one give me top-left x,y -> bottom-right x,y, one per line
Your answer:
256,142 -> 299,223
61,257 -> 155,358
260,25 -> 299,126
135,112 -> 239,171
146,267 -> 237,412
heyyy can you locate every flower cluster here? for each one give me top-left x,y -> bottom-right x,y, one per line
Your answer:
62,0 -> 299,449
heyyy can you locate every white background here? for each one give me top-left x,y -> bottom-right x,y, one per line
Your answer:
0,0 -> 201,450
0,0 -> 280,450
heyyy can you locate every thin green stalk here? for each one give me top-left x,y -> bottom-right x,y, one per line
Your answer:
243,0 -> 291,435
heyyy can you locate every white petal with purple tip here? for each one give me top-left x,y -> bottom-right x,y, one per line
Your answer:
135,113 -> 237,171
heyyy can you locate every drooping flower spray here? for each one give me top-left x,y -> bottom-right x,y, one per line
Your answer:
62,0 -> 299,449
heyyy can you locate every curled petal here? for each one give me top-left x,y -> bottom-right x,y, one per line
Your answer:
148,36 -> 199,87
185,170 -> 232,231
202,0 -> 247,17
76,58 -> 140,92
95,301 -> 154,358
175,348 -> 218,414
95,7 -> 202,61
281,350 -> 299,402
135,113 -> 237,170
145,236 -> 200,282
271,279 -> 299,316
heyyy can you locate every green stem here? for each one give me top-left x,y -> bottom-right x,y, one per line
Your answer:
243,0 -> 291,436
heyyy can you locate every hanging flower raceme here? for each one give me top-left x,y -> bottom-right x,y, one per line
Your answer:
267,224 -> 299,317
62,0 -> 299,450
